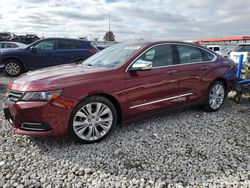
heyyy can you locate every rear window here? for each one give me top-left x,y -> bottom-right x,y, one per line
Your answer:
234,45 -> 250,52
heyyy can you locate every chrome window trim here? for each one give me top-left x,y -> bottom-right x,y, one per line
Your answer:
129,93 -> 193,109
125,43 -> 217,72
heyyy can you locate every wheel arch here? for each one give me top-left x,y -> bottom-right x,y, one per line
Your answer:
3,57 -> 25,70
213,77 -> 228,91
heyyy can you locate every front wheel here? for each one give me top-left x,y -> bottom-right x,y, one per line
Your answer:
70,96 -> 117,143
204,81 -> 226,112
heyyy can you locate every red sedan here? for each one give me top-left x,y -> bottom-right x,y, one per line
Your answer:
3,41 -> 236,143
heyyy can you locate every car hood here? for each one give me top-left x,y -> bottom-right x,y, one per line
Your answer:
9,64 -> 109,91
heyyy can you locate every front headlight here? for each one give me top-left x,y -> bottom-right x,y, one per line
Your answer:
21,90 -> 62,101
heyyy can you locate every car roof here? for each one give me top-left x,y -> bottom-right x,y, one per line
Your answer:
0,41 -> 27,46
39,37 -> 91,43
120,40 -> 203,48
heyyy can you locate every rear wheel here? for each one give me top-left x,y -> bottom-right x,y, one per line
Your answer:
204,81 -> 226,112
4,59 -> 23,77
70,96 -> 117,143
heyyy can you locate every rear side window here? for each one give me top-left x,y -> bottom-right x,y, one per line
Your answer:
2,43 -> 17,48
202,50 -> 215,61
176,45 -> 203,64
139,44 -> 174,67
57,40 -> 76,49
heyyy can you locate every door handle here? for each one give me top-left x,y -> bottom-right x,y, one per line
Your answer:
166,70 -> 177,75
200,66 -> 209,70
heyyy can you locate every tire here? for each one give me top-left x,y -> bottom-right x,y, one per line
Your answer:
4,59 -> 23,77
204,81 -> 226,112
233,93 -> 242,104
70,95 -> 117,143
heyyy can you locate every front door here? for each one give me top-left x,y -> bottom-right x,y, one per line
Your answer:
125,44 -> 181,118
26,39 -> 59,70
174,44 -> 216,100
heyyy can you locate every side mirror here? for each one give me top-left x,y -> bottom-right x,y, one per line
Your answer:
129,60 -> 152,71
30,46 -> 37,53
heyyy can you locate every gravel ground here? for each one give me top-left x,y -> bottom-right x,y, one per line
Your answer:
0,71 -> 250,188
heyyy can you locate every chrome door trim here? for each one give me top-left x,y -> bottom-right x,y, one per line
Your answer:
125,43 -> 217,72
129,93 -> 193,109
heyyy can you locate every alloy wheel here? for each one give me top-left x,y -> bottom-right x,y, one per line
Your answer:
5,62 -> 21,76
72,102 -> 113,141
209,83 -> 225,110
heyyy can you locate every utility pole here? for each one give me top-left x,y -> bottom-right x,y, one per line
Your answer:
108,13 -> 111,41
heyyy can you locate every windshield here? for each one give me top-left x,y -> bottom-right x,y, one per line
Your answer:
82,43 -> 143,68
234,45 -> 250,52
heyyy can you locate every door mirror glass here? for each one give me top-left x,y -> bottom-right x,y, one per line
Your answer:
30,46 -> 37,53
130,60 -> 152,71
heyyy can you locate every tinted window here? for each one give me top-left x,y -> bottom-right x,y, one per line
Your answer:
214,47 -> 220,51
34,40 -> 56,50
177,45 -> 203,64
10,43 -> 18,48
139,45 -> 174,67
57,40 -> 76,49
5,43 -> 12,48
202,50 -> 215,61
234,45 -> 250,52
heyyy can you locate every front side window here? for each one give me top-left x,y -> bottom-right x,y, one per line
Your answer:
34,40 -> 56,50
177,45 -> 203,64
138,45 -> 174,67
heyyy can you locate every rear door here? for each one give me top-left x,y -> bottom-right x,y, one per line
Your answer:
125,44 -> 181,118
174,44 -> 216,100
54,39 -> 77,64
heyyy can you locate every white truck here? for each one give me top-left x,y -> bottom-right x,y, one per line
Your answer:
206,45 -> 229,58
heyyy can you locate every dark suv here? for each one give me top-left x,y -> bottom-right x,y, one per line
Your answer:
0,38 -> 98,76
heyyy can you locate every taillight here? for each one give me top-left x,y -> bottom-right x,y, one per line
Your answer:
88,49 -> 97,54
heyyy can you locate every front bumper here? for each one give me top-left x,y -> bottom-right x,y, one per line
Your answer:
2,99 -> 72,136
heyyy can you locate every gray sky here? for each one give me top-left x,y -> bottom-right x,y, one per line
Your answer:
0,0 -> 250,41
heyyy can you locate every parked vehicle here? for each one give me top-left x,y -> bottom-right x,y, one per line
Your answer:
0,41 -> 27,50
230,43 -> 250,64
206,45 -> 229,58
0,38 -> 98,76
3,41 -> 236,143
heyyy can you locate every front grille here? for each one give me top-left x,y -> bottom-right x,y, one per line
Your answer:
6,90 -> 24,103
